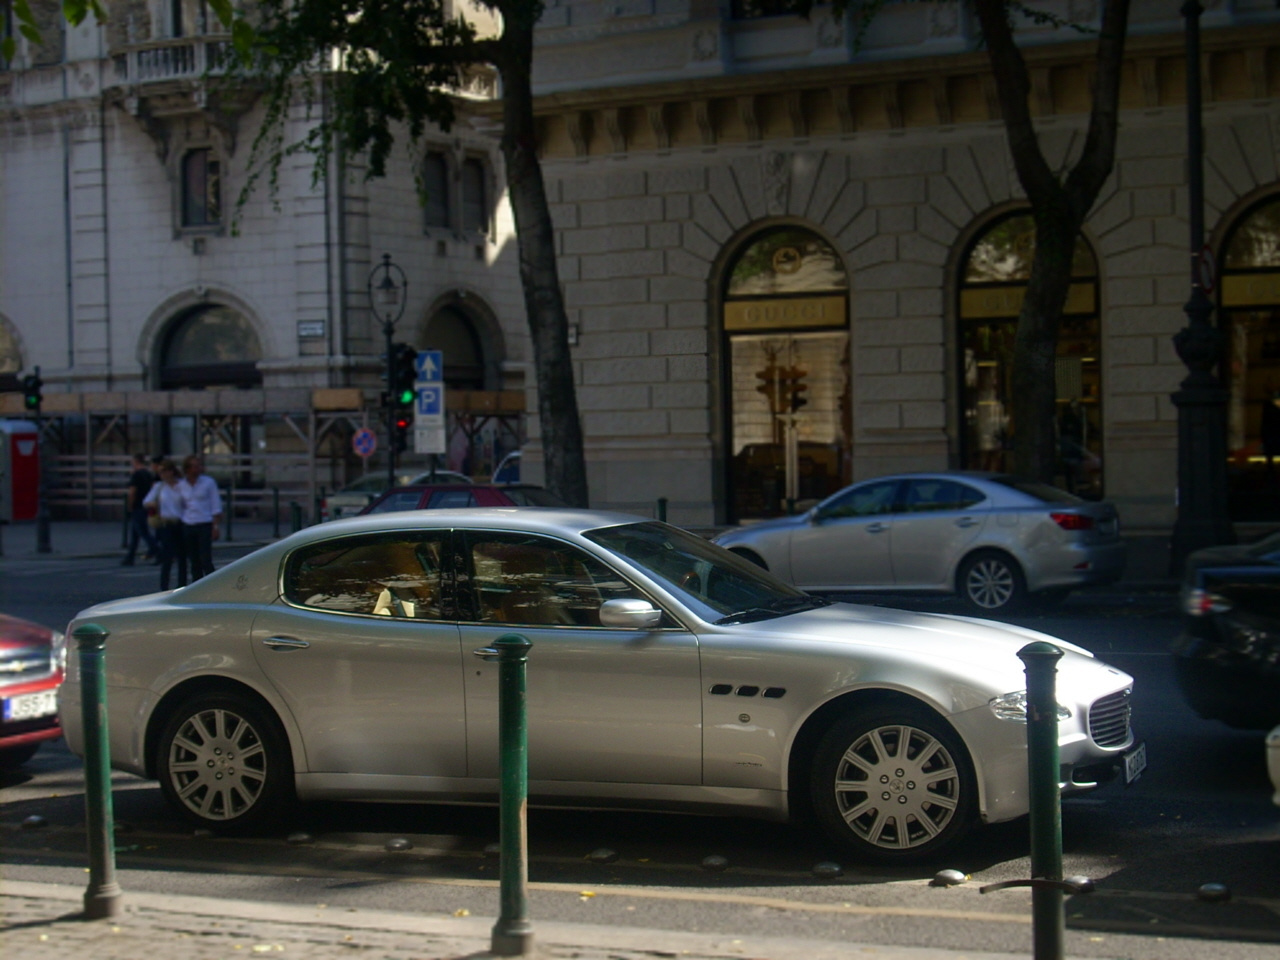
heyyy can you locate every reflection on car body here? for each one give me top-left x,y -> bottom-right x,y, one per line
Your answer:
714,471 -> 1127,613
60,508 -> 1139,863
1,613 -> 65,768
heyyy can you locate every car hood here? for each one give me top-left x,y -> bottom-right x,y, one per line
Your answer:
721,601 -> 1114,694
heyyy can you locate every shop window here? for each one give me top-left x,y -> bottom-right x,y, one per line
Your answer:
159,304 -> 262,389
181,148 -> 221,228
957,213 -> 1102,498
1220,196 -> 1280,519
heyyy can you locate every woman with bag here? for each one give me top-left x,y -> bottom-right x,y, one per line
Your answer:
144,459 -> 187,590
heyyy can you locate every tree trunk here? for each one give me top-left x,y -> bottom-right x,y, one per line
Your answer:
495,13 -> 589,507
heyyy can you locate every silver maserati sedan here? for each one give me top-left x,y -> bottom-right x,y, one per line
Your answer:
713,472 -> 1127,613
59,508 -> 1142,863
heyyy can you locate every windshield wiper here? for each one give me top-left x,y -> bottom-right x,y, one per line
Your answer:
714,595 -> 830,625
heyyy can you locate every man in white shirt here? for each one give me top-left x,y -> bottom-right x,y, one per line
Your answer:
178,454 -> 223,581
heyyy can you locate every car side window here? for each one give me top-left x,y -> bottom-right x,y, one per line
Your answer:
456,532 -> 667,628
367,490 -> 425,514
818,480 -> 900,520
427,489 -> 476,508
283,533 -> 448,620
904,480 -> 986,513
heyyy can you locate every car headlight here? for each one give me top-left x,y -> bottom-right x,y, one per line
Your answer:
989,690 -> 1072,723
50,630 -> 67,673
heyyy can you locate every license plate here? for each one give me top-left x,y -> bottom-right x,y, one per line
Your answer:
1123,741 -> 1147,785
2,690 -> 58,722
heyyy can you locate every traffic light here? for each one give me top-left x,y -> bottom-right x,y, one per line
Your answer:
22,368 -> 42,413
392,414 -> 411,454
785,366 -> 808,412
392,343 -> 418,409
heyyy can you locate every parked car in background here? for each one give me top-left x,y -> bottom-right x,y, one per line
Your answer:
1173,532 -> 1280,729
360,483 -> 566,515
492,450 -> 521,483
713,472 -> 1127,613
58,508 -> 1140,862
1,613 -> 65,768
321,469 -> 474,521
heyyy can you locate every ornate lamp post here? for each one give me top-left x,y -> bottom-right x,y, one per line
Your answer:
1170,0 -> 1234,573
367,254 -> 407,489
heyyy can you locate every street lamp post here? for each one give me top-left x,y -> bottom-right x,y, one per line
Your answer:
1170,0 -> 1234,573
367,254 -> 408,490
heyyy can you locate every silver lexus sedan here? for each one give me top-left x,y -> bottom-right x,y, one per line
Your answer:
59,508 -> 1141,863
713,472 -> 1127,613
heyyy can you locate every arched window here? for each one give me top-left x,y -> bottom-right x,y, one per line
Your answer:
159,304 -> 262,389
424,306 -> 484,390
722,226 -> 850,520
1220,196 -> 1280,519
461,158 -> 488,235
181,148 -> 221,228
957,213 -> 1103,497
422,151 -> 450,229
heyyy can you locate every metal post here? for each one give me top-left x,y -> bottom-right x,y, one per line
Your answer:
1170,0 -> 1234,572
290,501 -> 302,534
656,497 -> 668,522
224,486 -> 234,542
121,493 -> 129,549
34,372 -> 50,554
474,633 -> 534,957
1018,641 -> 1065,960
272,487 -> 280,539
74,623 -> 122,920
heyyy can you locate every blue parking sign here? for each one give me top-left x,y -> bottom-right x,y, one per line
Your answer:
417,385 -> 442,416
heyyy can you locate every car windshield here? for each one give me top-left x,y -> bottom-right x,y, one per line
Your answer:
990,476 -> 1081,504
585,521 -> 827,623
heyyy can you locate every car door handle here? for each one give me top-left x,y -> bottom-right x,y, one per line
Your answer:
955,517 -> 979,528
865,522 -> 888,533
262,636 -> 310,650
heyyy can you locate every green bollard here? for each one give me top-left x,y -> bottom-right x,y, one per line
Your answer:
474,633 -> 534,957
656,497 -> 668,522
74,623 -> 123,919
290,501 -> 302,534
1018,641 -> 1065,960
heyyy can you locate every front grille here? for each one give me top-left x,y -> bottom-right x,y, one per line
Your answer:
1088,689 -> 1132,747
0,647 -> 54,683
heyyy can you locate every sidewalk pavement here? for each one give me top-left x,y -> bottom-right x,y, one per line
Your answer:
0,878 -> 1032,960
0,517 -> 1182,591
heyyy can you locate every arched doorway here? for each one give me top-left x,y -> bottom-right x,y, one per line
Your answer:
1220,195 -> 1280,519
423,306 -> 486,390
722,226 -> 851,520
156,304 -> 263,459
957,213 -> 1103,497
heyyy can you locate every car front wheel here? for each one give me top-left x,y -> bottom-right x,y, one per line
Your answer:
156,692 -> 293,833
810,705 -> 976,863
958,551 -> 1025,613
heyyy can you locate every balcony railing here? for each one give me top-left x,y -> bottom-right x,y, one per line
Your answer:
111,37 -> 231,86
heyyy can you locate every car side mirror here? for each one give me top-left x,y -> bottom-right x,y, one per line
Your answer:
599,598 -> 662,629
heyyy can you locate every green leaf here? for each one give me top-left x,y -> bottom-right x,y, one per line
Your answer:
207,0 -> 236,29
19,24 -> 40,44
1,37 -> 14,62
232,19 -> 256,57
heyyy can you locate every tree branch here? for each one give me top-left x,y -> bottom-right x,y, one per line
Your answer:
1066,0 -> 1131,214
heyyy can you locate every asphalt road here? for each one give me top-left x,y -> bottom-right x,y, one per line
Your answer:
2,551 -> 1278,959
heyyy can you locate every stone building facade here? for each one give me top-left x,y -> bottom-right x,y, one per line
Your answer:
517,0 -> 1280,528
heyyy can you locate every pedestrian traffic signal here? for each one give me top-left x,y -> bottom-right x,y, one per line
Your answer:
21,369 -> 42,413
393,414 -> 411,454
392,343 -> 418,409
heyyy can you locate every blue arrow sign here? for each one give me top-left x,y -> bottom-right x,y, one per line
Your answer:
415,350 -> 443,382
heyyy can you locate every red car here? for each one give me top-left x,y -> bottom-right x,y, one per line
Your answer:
1,613 -> 65,768
359,483 -> 567,516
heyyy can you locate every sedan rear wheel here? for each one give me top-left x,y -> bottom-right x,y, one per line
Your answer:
156,692 -> 293,833
811,706 -> 976,863
959,551 -> 1025,613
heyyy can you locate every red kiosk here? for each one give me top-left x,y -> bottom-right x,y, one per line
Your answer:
0,420 -> 40,522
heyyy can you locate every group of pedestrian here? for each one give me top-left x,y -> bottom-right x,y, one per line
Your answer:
123,453 -> 223,590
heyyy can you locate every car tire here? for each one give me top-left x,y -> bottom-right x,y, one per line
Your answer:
810,704 -> 976,863
156,691 -> 294,834
958,551 -> 1025,614
0,742 -> 42,769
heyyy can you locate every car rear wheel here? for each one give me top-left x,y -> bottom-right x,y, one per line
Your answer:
810,705 -> 976,863
0,743 -> 42,769
156,692 -> 293,833
958,551 -> 1025,613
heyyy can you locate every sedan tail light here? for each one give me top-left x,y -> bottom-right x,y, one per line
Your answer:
1050,512 -> 1094,531
320,499 -> 329,522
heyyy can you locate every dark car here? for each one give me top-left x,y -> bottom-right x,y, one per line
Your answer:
1173,532 -> 1280,729
360,483 -> 566,515
1,613 -> 65,767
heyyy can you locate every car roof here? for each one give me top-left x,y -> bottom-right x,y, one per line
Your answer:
299,506 -> 648,539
